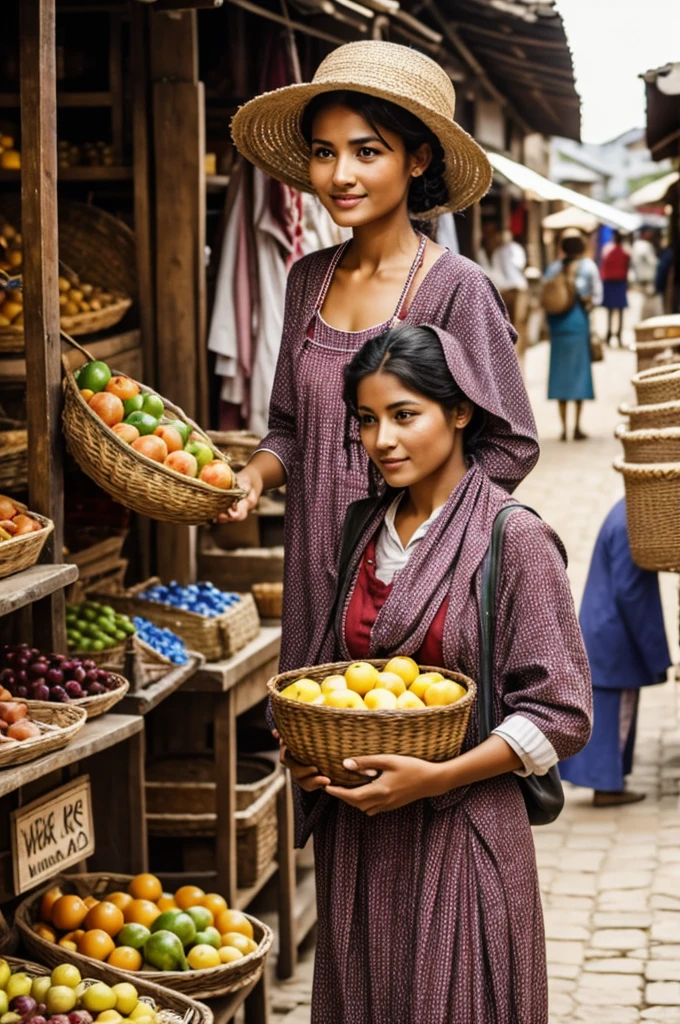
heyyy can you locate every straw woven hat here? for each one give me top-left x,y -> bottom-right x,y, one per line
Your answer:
231,40 -> 492,217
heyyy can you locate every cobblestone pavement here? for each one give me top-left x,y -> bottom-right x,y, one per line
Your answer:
264,323 -> 680,1024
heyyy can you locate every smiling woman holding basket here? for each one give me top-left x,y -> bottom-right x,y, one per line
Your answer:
228,40 -> 539,674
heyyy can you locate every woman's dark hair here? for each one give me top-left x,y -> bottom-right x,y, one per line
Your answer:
301,90 -> 448,216
561,234 -> 586,259
343,325 -> 479,491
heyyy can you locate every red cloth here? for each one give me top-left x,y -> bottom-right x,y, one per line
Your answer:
345,537 -> 448,666
601,243 -> 630,281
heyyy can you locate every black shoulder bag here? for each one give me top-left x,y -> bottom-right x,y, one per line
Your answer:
479,504 -> 565,826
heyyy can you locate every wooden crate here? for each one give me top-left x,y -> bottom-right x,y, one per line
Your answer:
198,544 -> 284,592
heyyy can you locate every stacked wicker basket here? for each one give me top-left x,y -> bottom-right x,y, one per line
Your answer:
616,355 -> 680,571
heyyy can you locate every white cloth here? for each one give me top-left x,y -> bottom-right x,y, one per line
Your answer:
374,494 -> 559,777
208,178 -> 246,406
631,239 -> 658,286
436,213 -> 460,255
477,242 -> 528,292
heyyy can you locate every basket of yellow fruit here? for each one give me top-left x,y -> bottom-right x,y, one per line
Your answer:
268,657 -> 476,787
0,955 -> 213,1024
16,873 -> 273,1000
61,337 -> 243,525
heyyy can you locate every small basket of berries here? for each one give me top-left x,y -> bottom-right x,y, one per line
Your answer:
268,657 -> 476,787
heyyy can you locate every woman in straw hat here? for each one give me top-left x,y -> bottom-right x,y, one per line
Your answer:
228,39 -> 538,673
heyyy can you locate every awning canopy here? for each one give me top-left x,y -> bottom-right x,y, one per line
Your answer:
542,206 -> 599,232
628,171 -> 680,208
487,152 -> 641,232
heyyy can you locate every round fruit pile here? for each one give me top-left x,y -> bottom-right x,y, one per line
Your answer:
0,496 -> 43,542
34,875 -> 258,973
137,582 -> 241,619
66,603 -> 135,655
0,701 -> 41,743
0,645 -> 122,703
0,958 -> 164,1024
282,657 -> 468,710
132,620 -> 188,666
76,361 -> 234,489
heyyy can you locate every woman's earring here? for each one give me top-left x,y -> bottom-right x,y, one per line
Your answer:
412,169 -> 421,178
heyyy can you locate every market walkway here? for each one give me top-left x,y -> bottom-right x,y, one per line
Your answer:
265,334 -> 680,1024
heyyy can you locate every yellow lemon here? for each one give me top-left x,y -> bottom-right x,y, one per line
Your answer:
344,662 -> 379,695
383,657 -> 419,686
396,690 -> 426,709
325,689 -> 365,709
186,944 -> 221,970
426,672 -> 445,682
218,946 -> 243,964
221,932 -> 254,955
409,673 -> 440,699
364,688 -> 398,710
424,681 -> 467,707
311,695 -> 326,705
320,674 -> 348,695
280,679 -> 322,702
374,672 -> 406,697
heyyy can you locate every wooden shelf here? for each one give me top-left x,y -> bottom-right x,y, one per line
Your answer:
0,563 -> 78,618
183,627 -> 282,695
206,174 -> 230,192
0,167 -> 132,183
0,329 -> 141,381
117,652 -> 206,716
0,92 -> 112,108
0,713 -> 143,798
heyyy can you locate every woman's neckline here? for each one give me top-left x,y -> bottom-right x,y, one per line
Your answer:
317,246 -> 450,336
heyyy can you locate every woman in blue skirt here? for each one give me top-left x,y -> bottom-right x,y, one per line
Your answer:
544,229 -> 602,441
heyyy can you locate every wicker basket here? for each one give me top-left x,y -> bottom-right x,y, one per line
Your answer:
616,425 -> 680,464
98,578 -> 260,661
0,503 -> 54,581
632,364 -> 680,407
618,400 -> 680,432
71,642 -> 128,672
61,339 -> 243,525
0,198 -> 136,343
0,700 -> 87,768
251,582 -> 283,619
71,674 -> 130,719
634,314 -> 680,343
206,430 -> 261,470
269,660 -> 476,787
614,457 -> 680,571
0,430 -> 28,491
634,339 -> 680,373
17,872 -> 273,999
2,956 -> 213,1024
236,757 -> 282,888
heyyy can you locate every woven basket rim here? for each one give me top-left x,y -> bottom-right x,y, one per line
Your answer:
268,660 -> 477,718
633,364 -> 680,384
0,511 -> 54,550
614,456 -> 680,479
633,339 -> 680,351
71,675 -> 129,717
0,700 -> 87,767
618,400 -> 680,416
615,425 -> 680,442
63,366 -> 244,500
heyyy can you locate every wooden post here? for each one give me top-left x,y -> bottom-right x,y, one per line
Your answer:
20,0 -> 66,652
214,691 -> 237,905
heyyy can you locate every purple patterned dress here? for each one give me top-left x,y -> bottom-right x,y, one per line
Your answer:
258,242 -> 540,674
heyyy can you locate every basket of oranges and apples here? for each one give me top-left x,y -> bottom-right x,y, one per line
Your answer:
16,874 -> 272,1000
61,338 -> 243,525
0,495 -> 54,581
268,657 -> 476,787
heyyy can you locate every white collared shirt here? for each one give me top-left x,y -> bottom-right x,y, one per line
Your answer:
373,494 -> 558,778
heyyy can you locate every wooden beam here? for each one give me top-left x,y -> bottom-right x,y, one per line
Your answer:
131,3 -> 156,387
472,45 -> 576,81
153,0 -> 223,8
451,20 -> 571,50
20,0 -> 66,653
109,13 -> 124,163
149,9 -> 198,83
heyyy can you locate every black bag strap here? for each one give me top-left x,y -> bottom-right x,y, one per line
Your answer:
478,503 -> 540,741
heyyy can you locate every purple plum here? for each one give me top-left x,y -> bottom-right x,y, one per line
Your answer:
11,996 -> 37,1019
68,1013 -> 93,1024
46,668 -> 64,687
86,682 -> 106,696
29,682 -> 50,701
28,661 -> 49,680
48,685 -> 68,702
16,685 -> 28,699
72,666 -> 86,684
65,681 -> 84,699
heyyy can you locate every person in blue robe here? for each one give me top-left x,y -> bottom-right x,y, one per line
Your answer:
560,497 -> 671,806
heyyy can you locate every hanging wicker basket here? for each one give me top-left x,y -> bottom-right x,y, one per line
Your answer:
614,457 -> 680,571
616,425 -> 680,465
61,335 -> 244,525
0,501 -> 54,581
0,429 -> 28,491
632,364 -> 680,407
251,582 -> 283,618
618,400 -> 680,432
269,659 -> 476,787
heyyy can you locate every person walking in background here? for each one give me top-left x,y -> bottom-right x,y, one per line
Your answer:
631,227 -> 660,319
543,228 -> 602,442
477,220 -> 530,366
600,230 -> 630,347
560,498 -> 670,806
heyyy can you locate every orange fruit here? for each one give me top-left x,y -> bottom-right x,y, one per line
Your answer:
112,423 -> 139,444
80,389 -> 94,402
200,893 -> 228,919
40,885 -> 63,923
78,928 -> 115,961
123,899 -> 161,929
128,873 -> 163,903
85,900 -> 125,937
174,885 -> 205,911
154,425 -> 184,454
215,909 -> 253,940
131,435 -> 167,463
156,894 -> 178,913
107,891 -> 134,913
51,894 -> 89,931
106,376 -> 139,402
33,922 -> 57,942
107,946 -> 142,972
84,896 -> 100,909
89,392 -> 124,428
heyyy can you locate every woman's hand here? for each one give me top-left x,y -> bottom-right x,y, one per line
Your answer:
325,755 -> 447,815
277,733 -> 330,793
216,467 -> 263,523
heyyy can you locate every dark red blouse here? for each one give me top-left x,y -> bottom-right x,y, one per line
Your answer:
344,536 -> 449,666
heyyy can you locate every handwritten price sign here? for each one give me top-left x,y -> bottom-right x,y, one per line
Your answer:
11,777 -> 95,894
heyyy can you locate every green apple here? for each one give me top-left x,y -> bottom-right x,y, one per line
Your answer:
123,394 -> 144,417
124,411 -> 158,436
141,394 -> 164,420
185,441 -> 213,470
